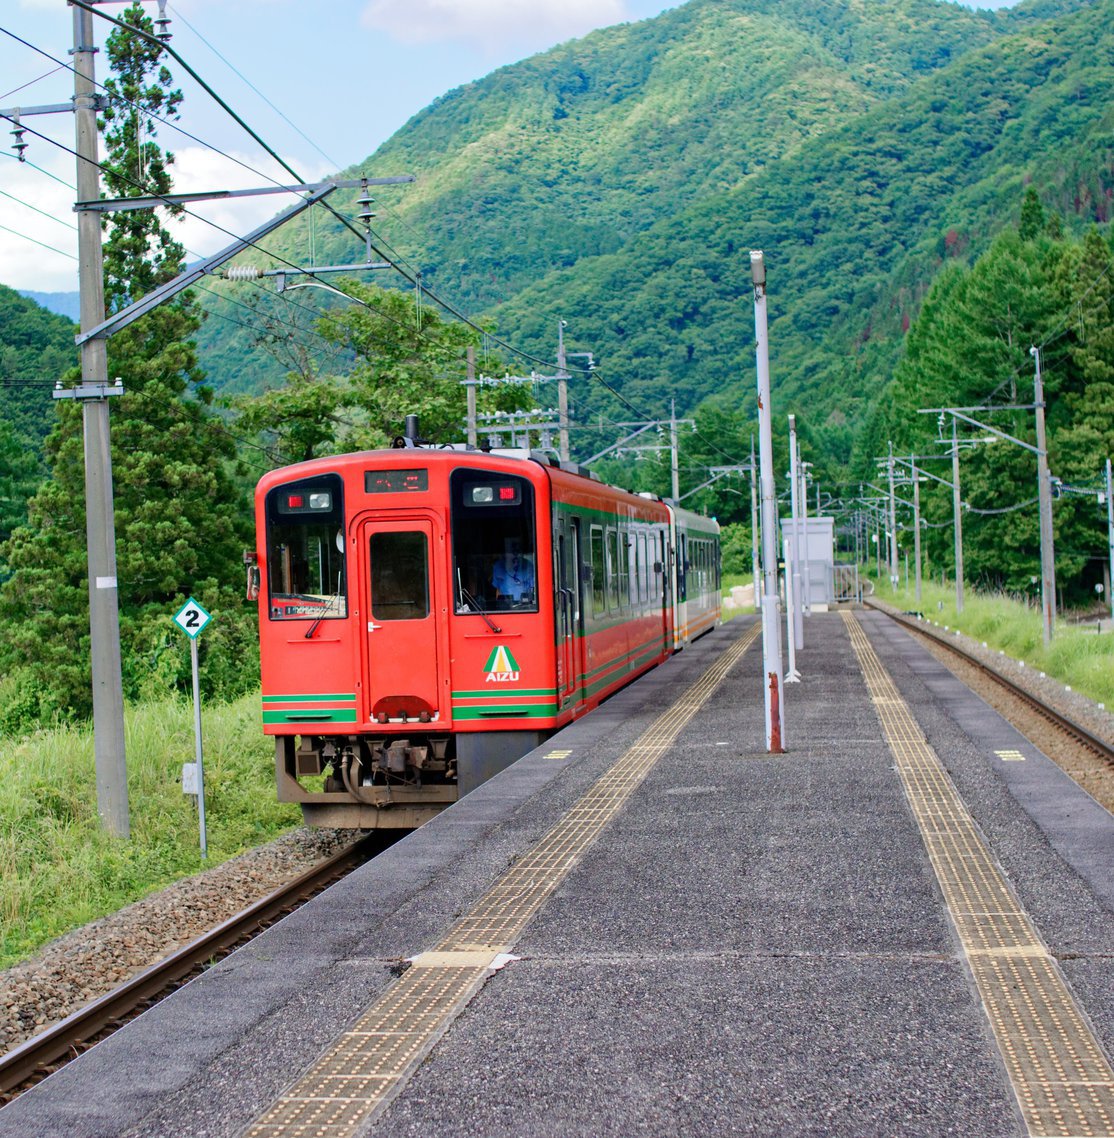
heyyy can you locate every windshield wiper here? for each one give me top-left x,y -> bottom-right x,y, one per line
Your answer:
305,584 -> 343,639
458,584 -> 501,634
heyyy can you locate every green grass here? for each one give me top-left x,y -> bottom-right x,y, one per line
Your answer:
868,573 -> 1114,708
0,693 -> 299,968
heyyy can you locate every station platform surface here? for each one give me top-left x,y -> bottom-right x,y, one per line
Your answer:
2,609 -> 1112,1138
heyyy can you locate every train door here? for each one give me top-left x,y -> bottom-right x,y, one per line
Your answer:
557,514 -> 585,708
357,516 -> 443,723
659,529 -> 674,650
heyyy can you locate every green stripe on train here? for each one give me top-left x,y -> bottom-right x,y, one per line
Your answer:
451,704 -> 558,720
263,709 -> 358,724
262,693 -> 356,704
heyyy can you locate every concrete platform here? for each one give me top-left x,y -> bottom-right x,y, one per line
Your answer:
1,611 -> 1111,1137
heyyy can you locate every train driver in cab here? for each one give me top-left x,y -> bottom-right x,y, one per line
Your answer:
492,546 -> 535,605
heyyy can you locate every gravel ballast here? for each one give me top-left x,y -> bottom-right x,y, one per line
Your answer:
0,827 -> 355,1054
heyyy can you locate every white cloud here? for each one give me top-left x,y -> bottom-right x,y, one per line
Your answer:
0,145 -> 332,294
168,147 -> 333,265
0,149 -> 79,293
360,0 -> 629,52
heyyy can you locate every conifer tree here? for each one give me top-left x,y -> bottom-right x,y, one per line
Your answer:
0,3 -> 253,725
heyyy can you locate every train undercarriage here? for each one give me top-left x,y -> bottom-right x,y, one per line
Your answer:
276,728 -> 550,828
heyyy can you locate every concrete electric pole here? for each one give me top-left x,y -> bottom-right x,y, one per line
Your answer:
60,2 -> 130,837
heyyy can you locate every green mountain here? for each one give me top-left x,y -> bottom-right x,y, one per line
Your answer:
0,285 -> 75,452
193,0 -> 1110,472
0,285 -> 77,544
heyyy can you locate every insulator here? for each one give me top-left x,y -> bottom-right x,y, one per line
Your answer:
224,265 -> 264,281
155,0 -> 172,41
10,122 -> 27,163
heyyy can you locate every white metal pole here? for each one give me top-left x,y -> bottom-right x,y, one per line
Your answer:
751,251 -> 785,752
190,637 -> 208,860
800,461 -> 812,617
750,435 -> 760,612
787,416 -> 803,653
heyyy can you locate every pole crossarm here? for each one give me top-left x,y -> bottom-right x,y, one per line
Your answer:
890,455 -> 956,493
0,102 -> 81,119
918,407 -> 1041,457
75,175 -> 413,213
863,480 -> 913,510
584,422 -> 660,465
75,183 -> 340,345
678,465 -> 752,502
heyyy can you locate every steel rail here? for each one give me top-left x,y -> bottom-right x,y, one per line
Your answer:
866,599 -> 1114,766
0,833 -> 384,1100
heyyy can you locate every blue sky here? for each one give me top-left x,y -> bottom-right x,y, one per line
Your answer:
1,0 -> 1016,292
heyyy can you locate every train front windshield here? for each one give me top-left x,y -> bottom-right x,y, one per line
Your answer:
450,468 -> 537,612
265,474 -> 347,620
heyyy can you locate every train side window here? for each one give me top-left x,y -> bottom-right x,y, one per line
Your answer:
370,531 -> 429,620
619,533 -> 632,609
636,532 -> 647,605
450,468 -> 537,612
606,528 -> 620,611
679,534 -> 688,602
590,525 -> 606,617
265,474 -> 347,621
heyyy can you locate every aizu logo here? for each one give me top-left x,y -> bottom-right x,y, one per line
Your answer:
484,645 -> 520,683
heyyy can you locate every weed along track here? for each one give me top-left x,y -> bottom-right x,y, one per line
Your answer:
870,601 -> 1114,812
0,832 -> 390,1102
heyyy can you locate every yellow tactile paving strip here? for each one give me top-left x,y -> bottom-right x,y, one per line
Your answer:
844,611 -> 1114,1138
245,624 -> 760,1137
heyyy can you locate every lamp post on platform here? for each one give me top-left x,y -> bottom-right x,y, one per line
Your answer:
750,251 -> 785,753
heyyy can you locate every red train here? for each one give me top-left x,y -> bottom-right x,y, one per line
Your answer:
252,443 -> 721,827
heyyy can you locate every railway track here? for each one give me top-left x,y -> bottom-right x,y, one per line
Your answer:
0,832 -> 387,1102
868,599 -> 1114,770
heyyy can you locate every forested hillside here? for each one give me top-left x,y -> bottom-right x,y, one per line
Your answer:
193,0 -> 1011,400
0,0 -> 1110,731
489,0 -> 1114,465
0,287 -> 75,544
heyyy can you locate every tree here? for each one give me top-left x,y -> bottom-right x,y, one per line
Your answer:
0,3 -> 253,725
232,279 -> 530,459
876,198 -> 1114,603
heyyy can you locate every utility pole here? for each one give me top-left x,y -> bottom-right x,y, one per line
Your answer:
468,321 -> 587,459
911,455 -> 922,607
887,442 -> 899,591
557,320 -> 570,462
1106,458 -> 1113,623
750,250 -> 784,753
465,346 -> 477,448
1032,346 -> 1056,646
62,3 -> 129,837
951,420 -> 965,614
923,394 -> 1056,632
670,400 -> 681,503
